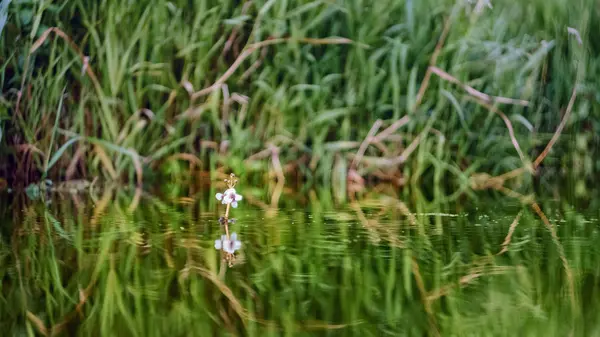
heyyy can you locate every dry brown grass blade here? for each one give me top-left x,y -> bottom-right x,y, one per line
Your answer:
65,145 -> 86,180
130,151 -> 144,187
90,186 -> 113,227
494,167 -> 527,184
26,311 -> 49,336
377,196 -> 418,227
269,144 -> 285,184
26,27 -> 103,96
426,266 -> 514,301
412,258 -> 440,337
369,169 -> 404,186
370,140 -> 391,156
532,79 -> 578,169
414,15 -> 454,110
467,66 -> 580,191
221,1 -> 253,58
177,197 -> 196,205
394,133 -> 422,165
182,266 -> 261,327
395,201 -> 418,228
245,147 -> 272,161
244,194 -> 271,210
49,283 -> 96,336
430,66 -> 530,106
466,96 -> 527,165
497,211 -> 523,255
351,201 -> 407,247
350,134 -> 422,168
372,116 -> 410,143
207,262 -> 362,332
191,37 -> 357,99
351,119 -> 383,170
239,46 -> 269,82
94,145 -> 118,180
218,307 -> 237,334
15,144 -> 46,157
166,153 -> 203,168
128,187 -> 142,212
350,202 -> 382,244
530,202 -> 577,316
245,144 -> 285,184
495,186 -> 535,204
300,320 -> 363,330
198,140 -> 219,150
480,183 -> 578,318
269,180 -> 285,210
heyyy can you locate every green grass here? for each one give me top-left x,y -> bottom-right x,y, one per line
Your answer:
1,186 -> 599,336
0,0 -> 598,190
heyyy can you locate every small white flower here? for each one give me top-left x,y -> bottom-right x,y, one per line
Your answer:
215,188 -> 243,207
214,234 -> 227,250
214,232 -> 242,253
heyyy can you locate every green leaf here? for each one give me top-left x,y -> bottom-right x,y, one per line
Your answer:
258,0 -> 277,16
45,210 -> 72,242
308,108 -> 353,127
43,86 -> 67,176
223,15 -> 251,26
19,8 -> 33,26
46,136 -> 82,172
441,89 -> 470,132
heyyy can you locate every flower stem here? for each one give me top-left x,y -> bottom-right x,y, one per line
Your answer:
224,203 -> 231,238
225,203 -> 231,219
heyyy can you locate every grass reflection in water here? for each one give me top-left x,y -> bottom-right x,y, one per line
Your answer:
0,184 -> 599,336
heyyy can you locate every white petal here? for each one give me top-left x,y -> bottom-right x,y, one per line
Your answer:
235,194 -> 243,201
231,201 -> 238,208
221,235 -> 228,241
230,232 -> 237,241
216,193 -> 223,201
214,240 -> 222,250
223,241 -> 234,254
234,241 -> 242,250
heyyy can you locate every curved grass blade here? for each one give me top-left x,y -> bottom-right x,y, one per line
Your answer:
43,86 -> 67,177
45,137 -> 82,173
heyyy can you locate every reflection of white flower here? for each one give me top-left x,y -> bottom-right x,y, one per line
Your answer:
215,188 -> 243,208
214,233 -> 242,253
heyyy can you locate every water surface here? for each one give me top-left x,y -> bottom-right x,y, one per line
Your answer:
0,186 -> 599,336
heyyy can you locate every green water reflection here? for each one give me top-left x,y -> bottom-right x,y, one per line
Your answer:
0,187 -> 599,336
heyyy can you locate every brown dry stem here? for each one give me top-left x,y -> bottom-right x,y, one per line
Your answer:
430,66 -> 530,106
497,210 -> 523,255
351,119 -> 383,170
412,258 -> 440,337
468,70 -> 579,190
414,14 -> 454,110
426,266 -> 514,301
191,37 -> 359,100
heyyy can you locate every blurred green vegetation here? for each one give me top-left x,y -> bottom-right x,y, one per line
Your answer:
0,185 -> 599,336
0,0 -> 598,190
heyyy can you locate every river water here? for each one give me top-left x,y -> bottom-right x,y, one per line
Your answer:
0,185 -> 598,336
